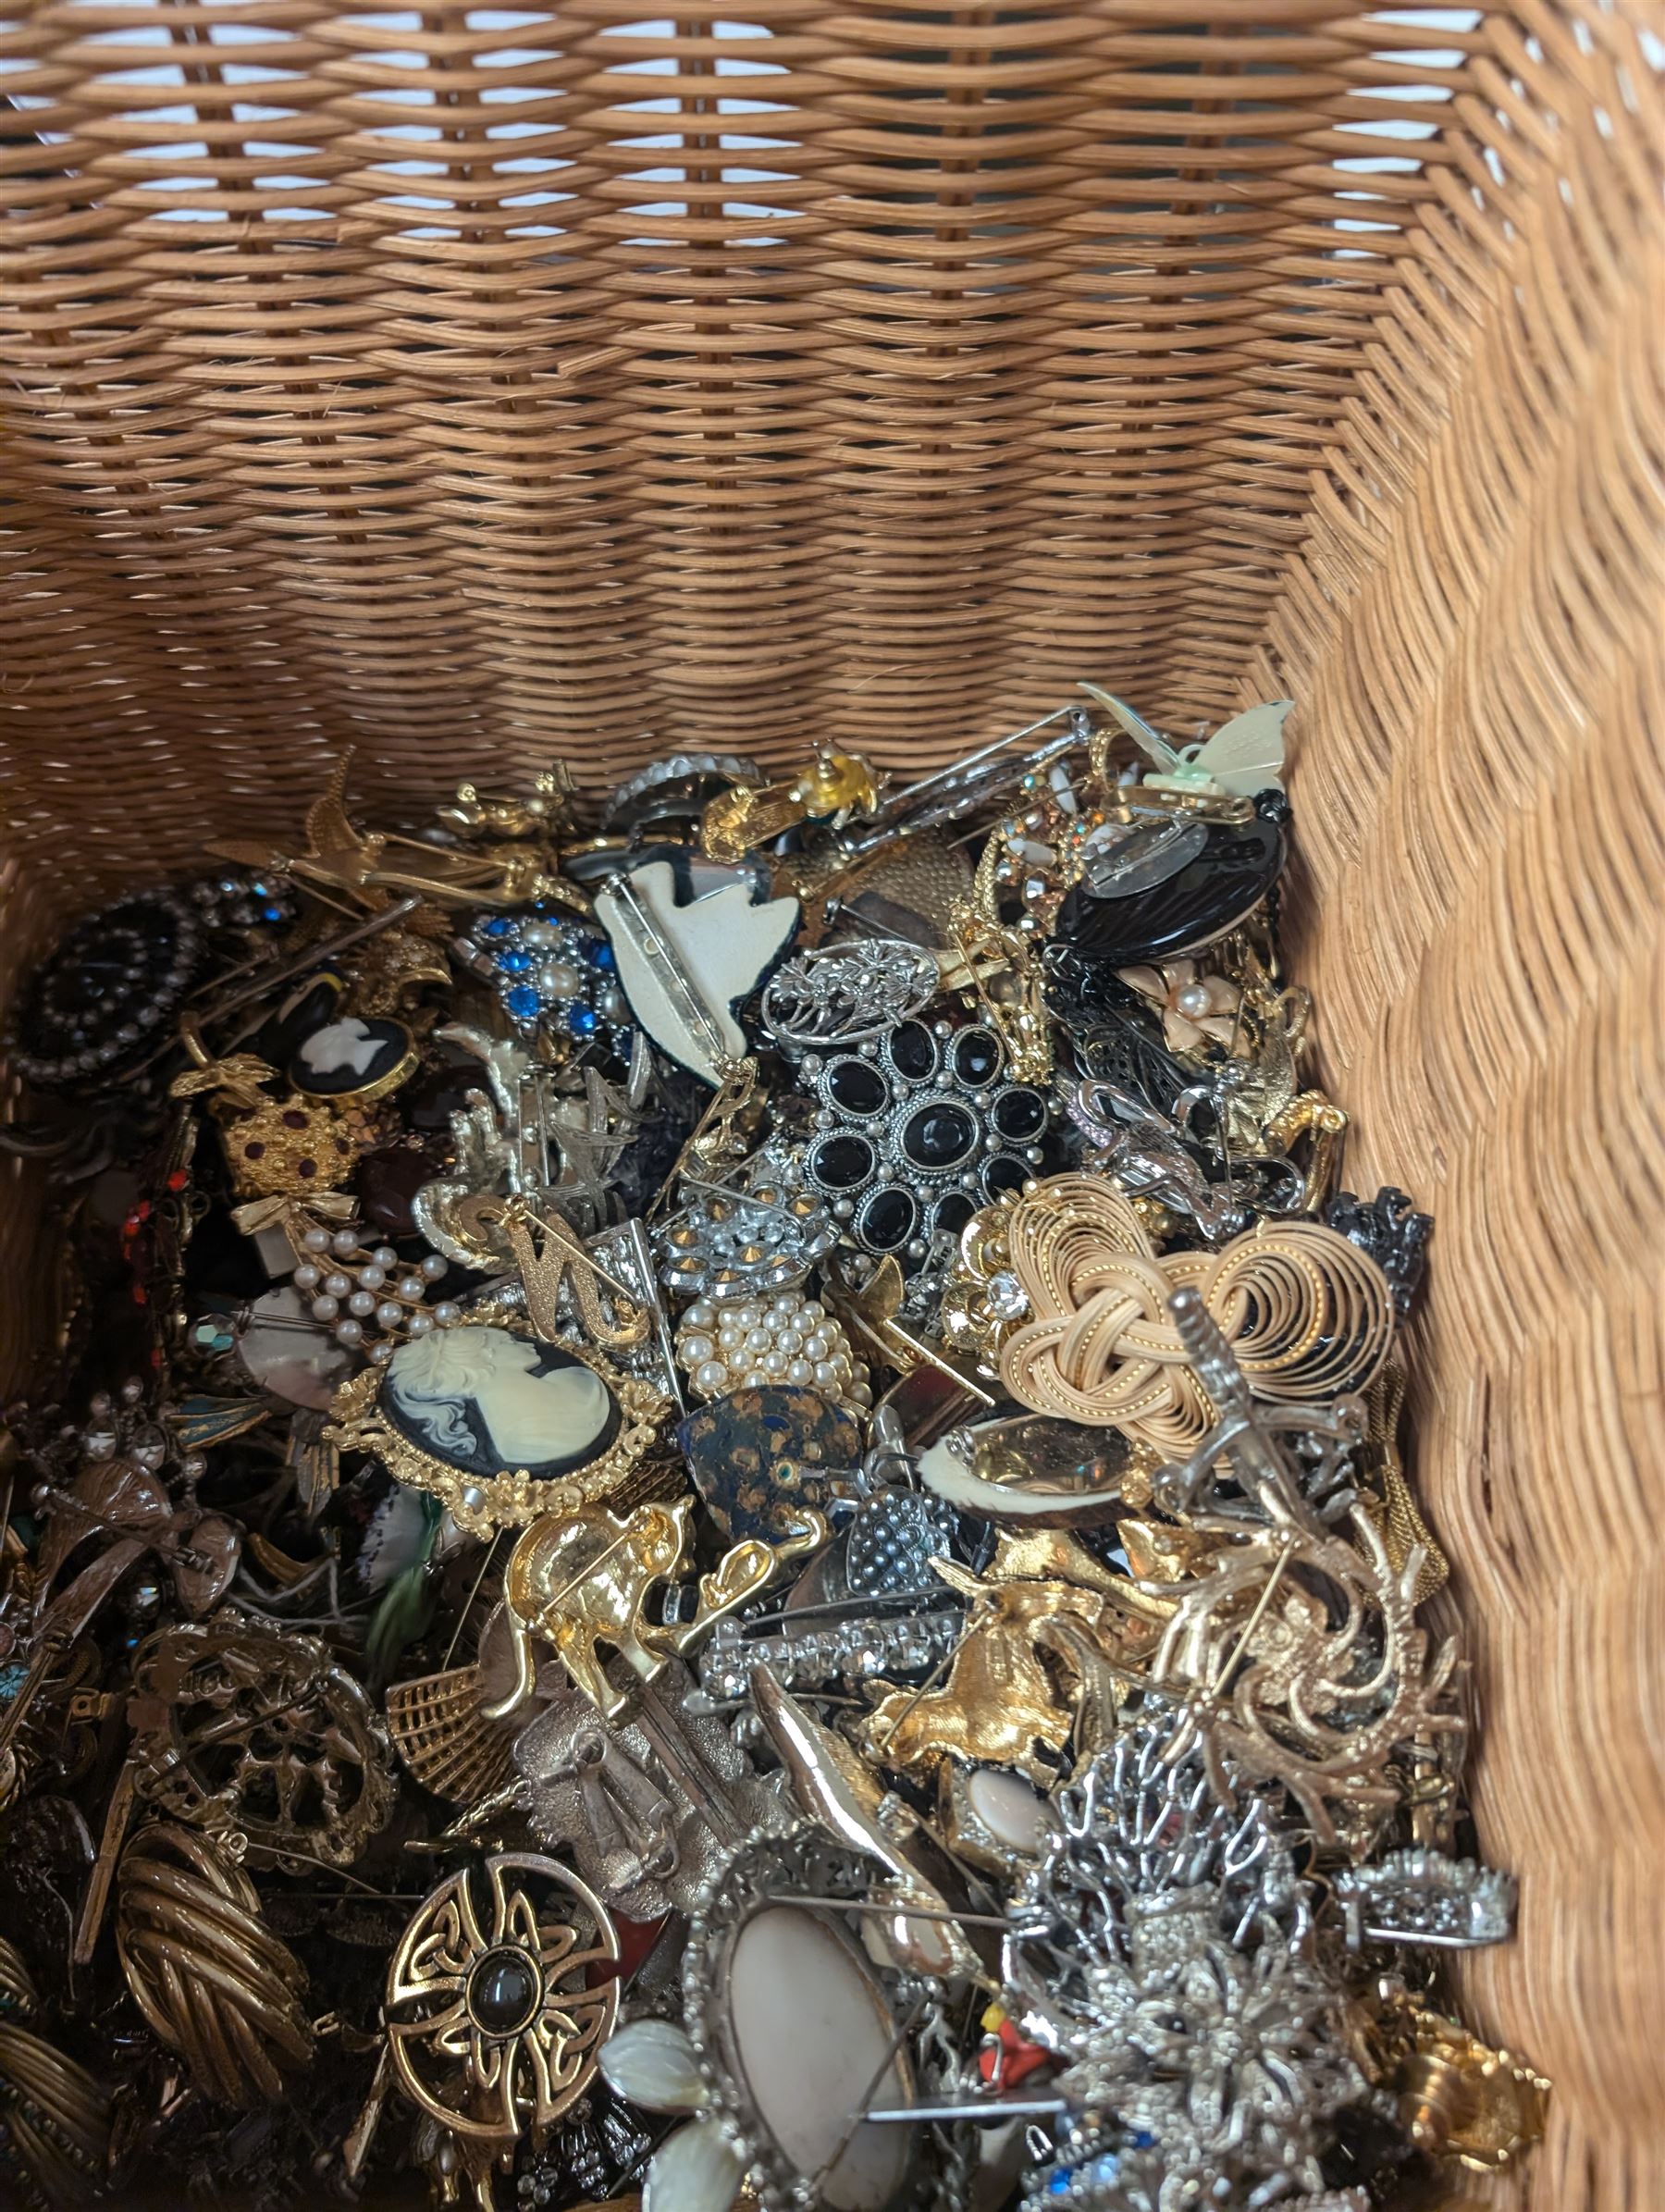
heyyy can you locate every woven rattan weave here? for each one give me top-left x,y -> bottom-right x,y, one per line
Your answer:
2,4 -> 1661,2205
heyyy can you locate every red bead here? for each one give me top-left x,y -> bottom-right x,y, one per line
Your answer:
978,2020 -> 1052,2092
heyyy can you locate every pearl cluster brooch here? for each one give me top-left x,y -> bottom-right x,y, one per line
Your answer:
290,1223 -> 458,1361
673,1291 -> 871,1415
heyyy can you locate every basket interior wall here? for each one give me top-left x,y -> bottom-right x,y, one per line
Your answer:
2,2 -> 1663,2205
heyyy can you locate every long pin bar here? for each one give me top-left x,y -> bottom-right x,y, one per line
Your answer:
863,2098 -> 1070,2125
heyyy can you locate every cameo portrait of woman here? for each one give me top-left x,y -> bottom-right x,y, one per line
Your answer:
383,1325 -> 620,1480
288,1014 -> 416,1101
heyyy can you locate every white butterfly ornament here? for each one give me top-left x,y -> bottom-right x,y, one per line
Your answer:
1081,683 -> 1292,799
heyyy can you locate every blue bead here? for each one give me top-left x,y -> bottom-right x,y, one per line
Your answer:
497,948 -> 534,973
567,1006 -> 599,1037
262,905 -> 286,922
505,985 -> 540,1019
1128,2132 -> 1154,2151
1047,2174 -> 1071,2197
480,916 -> 513,939
591,941 -> 615,971
1091,2156 -> 1120,2182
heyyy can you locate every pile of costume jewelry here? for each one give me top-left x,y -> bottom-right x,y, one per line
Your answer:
0,693 -> 1547,2212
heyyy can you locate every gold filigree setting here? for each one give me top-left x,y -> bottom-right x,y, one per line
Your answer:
327,1309 -> 672,1538
386,1852 -> 620,2147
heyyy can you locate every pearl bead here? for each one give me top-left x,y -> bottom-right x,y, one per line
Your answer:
745,1328 -> 771,1353
804,1331 -> 830,1362
741,1366 -> 769,1387
324,1272 -> 352,1298
762,1351 -> 786,1377
680,1333 -> 713,1366
311,1295 -> 339,1321
348,1291 -> 376,1317
813,1360 -> 839,1388
596,987 -> 627,1021
303,1228 -> 331,1253
357,1264 -> 386,1291
432,1302 -> 462,1326
775,1328 -> 801,1357
374,1247 -> 398,1269
376,1302 -> 404,1328
694,1360 -> 730,1394
335,1318 -> 364,1347
523,921 -> 560,948
369,1340 -> 395,1365
421,1254 -> 448,1281
407,1312 -> 436,1336
717,1327 -> 743,1354
685,1300 -> 716,1330
293,1262 -> 321,1291
787,1357 -> 814,1385
539,959 -> 582,999
797,1301 -> 823,1327
398,1276 -> 426,1301
331,1230 -> 359,1256
1176,982 -> 1215,1019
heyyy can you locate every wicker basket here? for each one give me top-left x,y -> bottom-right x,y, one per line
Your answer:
2,3 -> 1660,2205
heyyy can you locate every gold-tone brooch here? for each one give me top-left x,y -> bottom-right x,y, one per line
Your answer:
327,1310 -> 672,1539
116,1823 -> 314,2107
489,1494 -> 825,1723
0,1936 -> 110,2206
951,1172 -> 1394,1454
171,1045 -> 363,1213
382,1852 -> 621,2179
1384,2003 -> 1549,2173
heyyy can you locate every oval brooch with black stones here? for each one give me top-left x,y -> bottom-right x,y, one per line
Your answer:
796,1019 -> 1051,1267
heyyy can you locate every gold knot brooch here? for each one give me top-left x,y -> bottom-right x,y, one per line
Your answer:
992,1174 -> 1394,1452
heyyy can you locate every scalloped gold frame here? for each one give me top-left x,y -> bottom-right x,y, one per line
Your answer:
327,1310 -> 671,1537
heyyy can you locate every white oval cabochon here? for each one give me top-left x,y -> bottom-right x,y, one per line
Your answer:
730,1906 -> 911,2211
968,1765 -> 1052,1854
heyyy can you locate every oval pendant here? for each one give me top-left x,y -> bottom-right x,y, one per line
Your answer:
1055,811 -> 1285,965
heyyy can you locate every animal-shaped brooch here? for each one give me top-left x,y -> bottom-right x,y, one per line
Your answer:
861,1556 -> 1155,1787
487,1495 -> 825,1724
